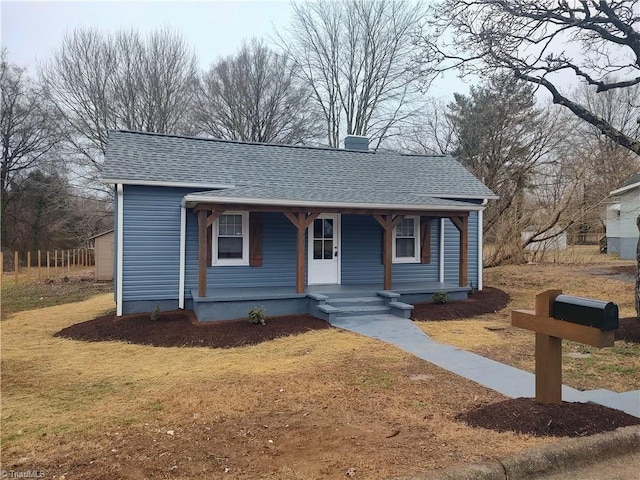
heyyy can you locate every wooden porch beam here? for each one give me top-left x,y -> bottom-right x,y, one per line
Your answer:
373,214 -> 405,291
420,217 -> 432,264
197,210 -> 208,297
295,220 -> 305,294
302,212 -> 321,228
193,202 -> 471,218
283,212 -> 321,294
206,210 -> 224,228
283,211 -> 301,228
449,216 -> 468,287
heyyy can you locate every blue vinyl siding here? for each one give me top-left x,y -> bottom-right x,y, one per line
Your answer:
121,185 -> 192,301
118,185 -> 482,301
392,218 -> 440,283
184,212 -> 299,290
443,212 -> 479,287
341,214 -> 441,285
341,215 -> 383,284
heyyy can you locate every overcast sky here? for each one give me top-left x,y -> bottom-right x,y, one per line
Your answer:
1,0 -> 472,99
2,1 -> 292,70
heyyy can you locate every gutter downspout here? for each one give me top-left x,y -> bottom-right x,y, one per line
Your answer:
478,199 -> 488,291
116,184 -> 124,316
439,218 -> 445,283
179,204 -> 186,309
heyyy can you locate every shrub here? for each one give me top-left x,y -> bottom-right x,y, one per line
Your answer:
248,306 -> 266,325
150,306 -> 161,321
432,292 -> 448,304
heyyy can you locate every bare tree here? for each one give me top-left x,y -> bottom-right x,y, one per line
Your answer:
418,0 -> 640,156
399,98 -> 456,155
1,51 -> 62,249
560,83 -> 640,241
278,0 -> 427,149
445,75 -> 569,266
39,28 -> 198,182
193,39 -> 319,144
420,0 -> 640,315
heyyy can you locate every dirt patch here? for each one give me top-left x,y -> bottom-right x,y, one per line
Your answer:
412,286 -> 510,321
458,398 -> 640,437
586,264 -> 636,283
55,310 -> 331,348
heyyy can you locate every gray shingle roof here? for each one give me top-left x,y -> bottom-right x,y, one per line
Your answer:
610,172 -> 640,196
102,130 -> 496,206
620,172 -> 640,189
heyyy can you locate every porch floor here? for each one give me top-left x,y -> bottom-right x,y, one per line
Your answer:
195,282 -> 468,301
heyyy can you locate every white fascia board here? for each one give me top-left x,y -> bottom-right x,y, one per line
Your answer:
417,193 -> 500,201
610,181 -> 640,196
101,178 -> 235,189
181,195 -> 484,212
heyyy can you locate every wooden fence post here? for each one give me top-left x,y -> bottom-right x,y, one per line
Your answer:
0,251 -> 3,289
67,250 -> 71,274
27,251 -> 31,282
37,250 -> 42,280
47,251 -> 51,278
14,251 -> 19,285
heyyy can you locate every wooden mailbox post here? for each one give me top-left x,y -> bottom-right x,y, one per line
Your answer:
511,290 -> 617,404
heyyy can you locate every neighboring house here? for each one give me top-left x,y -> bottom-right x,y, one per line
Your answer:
90,230 -> 114,281
606,173 -> 640,260
521,226 -> 567,251
102,131 -> 497,321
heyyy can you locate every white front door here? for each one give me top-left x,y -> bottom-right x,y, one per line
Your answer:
308,214 -> 340,285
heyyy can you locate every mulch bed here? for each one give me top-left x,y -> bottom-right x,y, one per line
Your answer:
457,397 -> 640,437
54,311 -> 331,348
616,317 -> 640,343
412,286 -> 510,321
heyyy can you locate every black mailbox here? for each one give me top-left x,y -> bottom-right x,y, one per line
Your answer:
552,295 -> 619,331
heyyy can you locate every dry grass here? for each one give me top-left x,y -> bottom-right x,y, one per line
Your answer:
1,268 -> 111,319
419,247 -> 639,392
1,294 -> 553,479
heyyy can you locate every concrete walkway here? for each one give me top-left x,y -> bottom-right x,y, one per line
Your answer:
329,314 -> 640,417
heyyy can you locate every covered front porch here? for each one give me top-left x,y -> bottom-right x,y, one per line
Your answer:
180,194 -> 483,322
191,281 -> 470,322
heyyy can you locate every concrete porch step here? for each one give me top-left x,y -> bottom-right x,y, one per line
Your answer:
332,305 -> 391,317
327,296 -> 385,307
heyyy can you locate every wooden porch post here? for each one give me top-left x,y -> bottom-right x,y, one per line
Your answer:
450,215 -> 468,287
374,214 -> 404,291
284,212 -> 320,294
197,210 -> 208,297
196,208 -> 225,298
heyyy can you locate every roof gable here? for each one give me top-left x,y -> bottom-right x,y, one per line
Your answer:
102,130 -> 496,201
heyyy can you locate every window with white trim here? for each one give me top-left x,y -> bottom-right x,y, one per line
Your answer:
393,216 -> 420,263
212,212 -> 249,265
